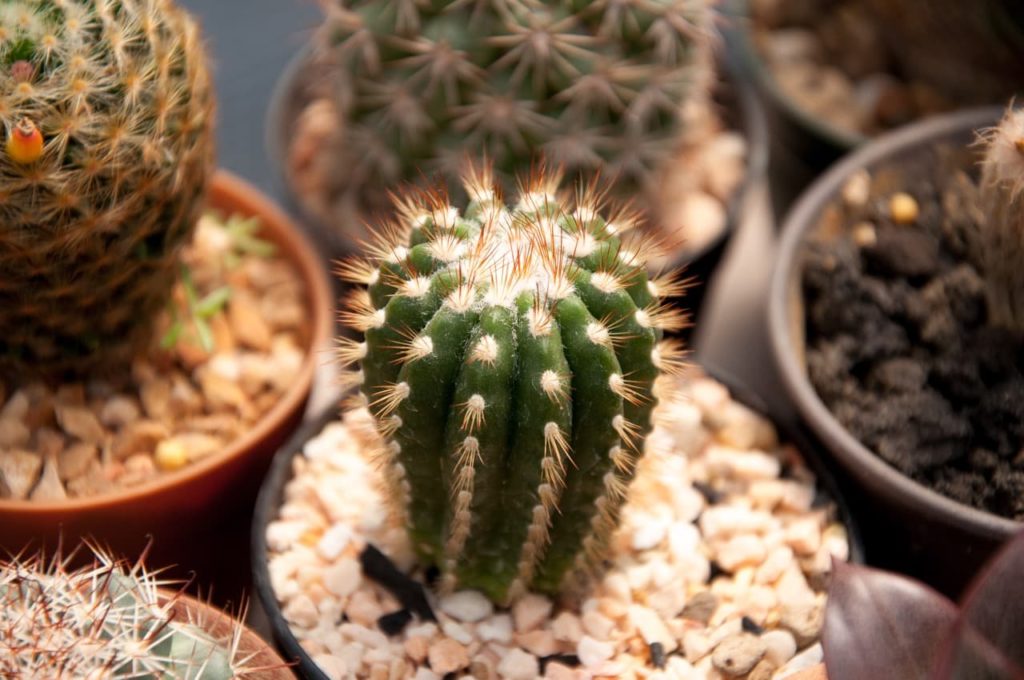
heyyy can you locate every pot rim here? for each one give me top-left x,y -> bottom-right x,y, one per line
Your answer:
721,0 -> 867,152
251,364 -> 864,675
767,105 -> 1021,542
0,170 -> 334,514
263,41 -> 770,272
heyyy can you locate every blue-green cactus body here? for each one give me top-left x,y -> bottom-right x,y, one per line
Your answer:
341,166 -> 683,603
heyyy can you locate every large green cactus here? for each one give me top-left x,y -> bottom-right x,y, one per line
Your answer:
307,0 -> 714,229
338,164 -> 686,603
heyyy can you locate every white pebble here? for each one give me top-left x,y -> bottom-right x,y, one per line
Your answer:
581,609 -> 616,640
627,605 -> 677,652
576,635 -> 614,668
323,558 -> 361,598
311,654 -> 349,680
413,669 -> 441,680
283,594 -> 319,629
440,590 -> 493,623
441,620 -> 474,645
266,520 -> 308,551
705,445 -> 781,481
497,647 -> 539,680
699,505 -> 774,539
317,523 -> 352,560
551,612 -> 583,643
755,546 -> 794,584
631,519 -> 667,550
762,629 -> 797,666
716,534 -> 767,572
512,594 -> 552,633
477,614 -> 514,643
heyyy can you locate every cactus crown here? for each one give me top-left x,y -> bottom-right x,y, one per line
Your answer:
0,0 -> 214,378
338,163 -> 686,603
978,105 -> 1024,332
316,0 -> 713,213
0,547 -> 254,678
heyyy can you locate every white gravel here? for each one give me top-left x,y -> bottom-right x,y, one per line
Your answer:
266,373 -> 849,679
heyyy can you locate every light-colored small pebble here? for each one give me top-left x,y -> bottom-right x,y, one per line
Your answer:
577,635 -> 615,668
889,192 -> 919,224
628,605 -> 677,652
55,404 -> 105,444
427,638 -> 469,675
515,628 -> 558,657
775,644 -> 824,679
512,593 -> 552,633
762,629 -> 797,666
312,654 -> 349,680
497,647 -> 539,680
712,634 -> 766,677
0,450 -> 42,500
440,590 -> 494,623
477,613 -> 514,643
841,170 -> 871,207
317,523 -> 353,560
717,534 -> 768,572
323,558 -> 361,598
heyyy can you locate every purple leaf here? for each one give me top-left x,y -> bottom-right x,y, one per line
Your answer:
823,560 -> 958,680
933,532 -> 1024,680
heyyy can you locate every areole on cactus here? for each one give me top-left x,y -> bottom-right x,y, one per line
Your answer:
337,163 -> 686,604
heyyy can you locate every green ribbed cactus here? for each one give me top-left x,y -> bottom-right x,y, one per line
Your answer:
311,0 -> 713,222
0,0 -> 215,378
978,105 -> 1024,333
338,164 -> 687,603
0,548 -> 254,678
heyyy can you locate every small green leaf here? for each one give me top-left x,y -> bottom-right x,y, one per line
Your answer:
161,321 -> 183,350
194,317 -> 214,353
195,286 -> 232,319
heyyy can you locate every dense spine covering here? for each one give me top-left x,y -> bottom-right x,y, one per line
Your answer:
979,106 -> 1024,333
313,0 -> 713,217
0,548 -> 252,678
338,164 -> 686,603
0,0 -> 215,378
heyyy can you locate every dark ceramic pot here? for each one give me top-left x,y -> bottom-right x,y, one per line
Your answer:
252,366 -> 863,677
265,44 -> 769,337
721,0 -> 866,220
768,106 -> 1018,598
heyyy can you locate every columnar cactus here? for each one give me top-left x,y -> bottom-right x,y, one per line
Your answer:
310,0 -> 714,222
0,548 -> 253,678
338,164 -> 686,603
0,0 -> 215,378
978,106 -> 1024,332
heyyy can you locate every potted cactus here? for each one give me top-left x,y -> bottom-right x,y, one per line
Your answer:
0,543 -> 292,678
769,103 -> 1024,596
270,0 -> 767,325
0,0 -> 332,601
256,164 -> 855,679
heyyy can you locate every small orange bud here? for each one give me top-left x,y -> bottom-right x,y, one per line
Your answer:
6,117 -> 43,164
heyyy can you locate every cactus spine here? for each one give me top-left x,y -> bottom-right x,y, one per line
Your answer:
0,548 -> 253,678
311,0 -> 714,222
979,106 -> 1024,333
0,0 -> 215,378
338,164 -> 686,603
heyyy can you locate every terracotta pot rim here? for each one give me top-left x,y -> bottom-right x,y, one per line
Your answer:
767,106 -> 1021,541
0,169 -> 333,514
162,588 -> 292,676
263,43 -> 771,273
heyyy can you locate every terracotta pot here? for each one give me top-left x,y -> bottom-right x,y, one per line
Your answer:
167,589 -> 295,679
767,107 -> 1019,597
0,171 -> 333,605
250,364 -> 863,677
265,44 -> 768,338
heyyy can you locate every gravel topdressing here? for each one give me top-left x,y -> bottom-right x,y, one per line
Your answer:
265,373 -> 849,680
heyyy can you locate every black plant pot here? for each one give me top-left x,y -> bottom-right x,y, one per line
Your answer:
265,44 -> 768,339
252,366 -> 863,677
721,0 -> 865,222
767,106 -> 1018,599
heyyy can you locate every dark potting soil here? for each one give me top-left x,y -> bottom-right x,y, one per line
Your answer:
803,145 -> 1024,520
